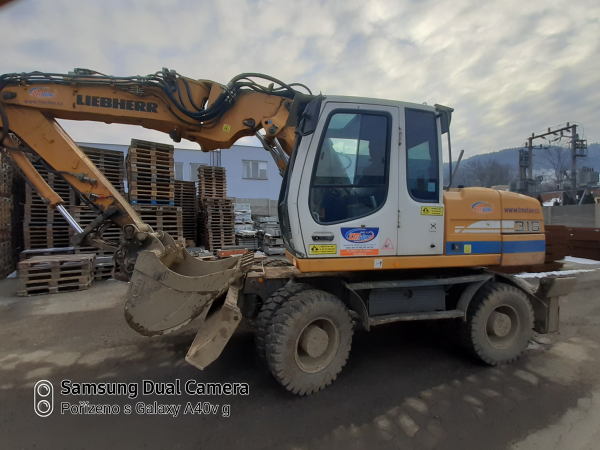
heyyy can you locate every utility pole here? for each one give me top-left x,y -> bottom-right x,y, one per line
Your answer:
570,124 -> 577,197
518,123 -> 586,197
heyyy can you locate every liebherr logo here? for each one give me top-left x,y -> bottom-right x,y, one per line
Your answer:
76,95 -> 158,113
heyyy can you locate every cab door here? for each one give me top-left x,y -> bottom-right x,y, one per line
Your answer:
397,107 -> 444,255
296,102 -> 400,261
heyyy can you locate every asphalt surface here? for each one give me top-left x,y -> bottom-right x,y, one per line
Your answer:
1,262 -> 599,449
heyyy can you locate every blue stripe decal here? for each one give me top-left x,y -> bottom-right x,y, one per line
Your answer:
503,240 -> 546,254
446,241 -> 502,255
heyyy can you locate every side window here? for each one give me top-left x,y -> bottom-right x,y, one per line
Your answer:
309,112 -> 390,224
174,162 -> 184,181
243,161 -> 268,180
405,109 -> 439,202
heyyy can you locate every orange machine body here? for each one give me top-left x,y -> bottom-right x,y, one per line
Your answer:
444,188 -> 545,266
291,187 -> 545,273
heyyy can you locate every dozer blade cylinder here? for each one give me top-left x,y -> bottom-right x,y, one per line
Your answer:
124,248 -> 254,337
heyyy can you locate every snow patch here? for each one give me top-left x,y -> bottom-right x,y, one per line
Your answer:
516,269 -> 597,279
563,256 -> 600,265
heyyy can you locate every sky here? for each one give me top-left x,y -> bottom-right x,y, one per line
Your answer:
1,0 -> 599,160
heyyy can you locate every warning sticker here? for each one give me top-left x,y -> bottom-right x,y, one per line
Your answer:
421,206 -> 444,216
309,244 -> 337,255
381,238 -> 394,251
222,124 -> 231,132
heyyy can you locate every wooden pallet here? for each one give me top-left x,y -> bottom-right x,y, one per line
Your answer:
93,256 -> 114,281
20,247 -> 75,260
17,254 -> 94,296
130,139 -> 174,152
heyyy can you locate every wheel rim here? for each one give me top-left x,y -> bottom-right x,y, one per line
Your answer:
294,316 -> 340,374
485,305 -> 520,349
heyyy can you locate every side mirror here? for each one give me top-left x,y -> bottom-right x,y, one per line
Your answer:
434,104 -> 454,134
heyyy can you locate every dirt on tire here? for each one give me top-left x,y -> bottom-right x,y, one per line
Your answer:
254,283 -> 312,362
264,289 -> 353,395
459,281 -> 534,365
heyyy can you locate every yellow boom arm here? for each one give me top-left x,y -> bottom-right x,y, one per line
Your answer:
0,69 -> 313,279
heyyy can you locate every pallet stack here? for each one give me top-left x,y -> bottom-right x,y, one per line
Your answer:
0,151 -> 24,278
126,139 -> 175,205
77,146 -> 126,278
23,157 -> 76,250
126,139 -> 184,246
132,204 -> 184,243
17,254 -> 94,296
80,146 -> 125,195
174,180 -> 197,245
197,166 -> 235,252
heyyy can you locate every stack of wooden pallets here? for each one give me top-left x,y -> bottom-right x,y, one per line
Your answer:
132,204 -> 184,244
197,166 -> 227,198
174,180 -> 197,245
80,146 -> 125,195
126,139 -> 175,205
17,254 -> 94,296
0,151 -> 21,278
198,198 -> 236,251
23,157 -> 76,250
77,146 -> 125,279
196,166 -> 235,252
126,139 -> 183,246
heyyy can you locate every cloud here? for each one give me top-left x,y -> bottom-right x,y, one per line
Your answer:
1,0 -> 599,159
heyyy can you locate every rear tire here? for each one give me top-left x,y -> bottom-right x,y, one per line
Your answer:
460,282 -> 533,365
255,283 -> 312,362
265,289 -> 353,395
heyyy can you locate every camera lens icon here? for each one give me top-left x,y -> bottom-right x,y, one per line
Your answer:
34,380 -> 53,417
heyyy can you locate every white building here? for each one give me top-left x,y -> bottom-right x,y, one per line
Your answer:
79,142 -> 283,200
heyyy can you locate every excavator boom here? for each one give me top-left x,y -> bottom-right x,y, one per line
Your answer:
0,69 -> 313,357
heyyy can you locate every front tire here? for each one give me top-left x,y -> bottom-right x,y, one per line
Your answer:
255,283 -> 312,362
265,289 -> 353,395
460,282 -> 534,365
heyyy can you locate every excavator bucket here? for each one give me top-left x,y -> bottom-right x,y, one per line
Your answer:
124,245 -> 254,337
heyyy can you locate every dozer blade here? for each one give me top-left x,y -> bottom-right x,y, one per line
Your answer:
124,247 -> 254,337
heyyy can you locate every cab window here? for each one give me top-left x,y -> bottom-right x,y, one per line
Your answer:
405,109 -> 439,202
309,112 -> 390,224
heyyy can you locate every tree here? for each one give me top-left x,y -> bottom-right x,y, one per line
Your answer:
536,145 -> 571,185
454,159 -> 515,188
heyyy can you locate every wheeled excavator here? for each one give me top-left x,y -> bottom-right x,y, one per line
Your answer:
0,69 -> 575,395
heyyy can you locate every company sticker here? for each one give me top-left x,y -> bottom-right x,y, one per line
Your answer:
29,87 -> 58,98
309,244 -> 337,255
472,201 -> 494,214
340,227 -> 379,256
421,206 -> 444,216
